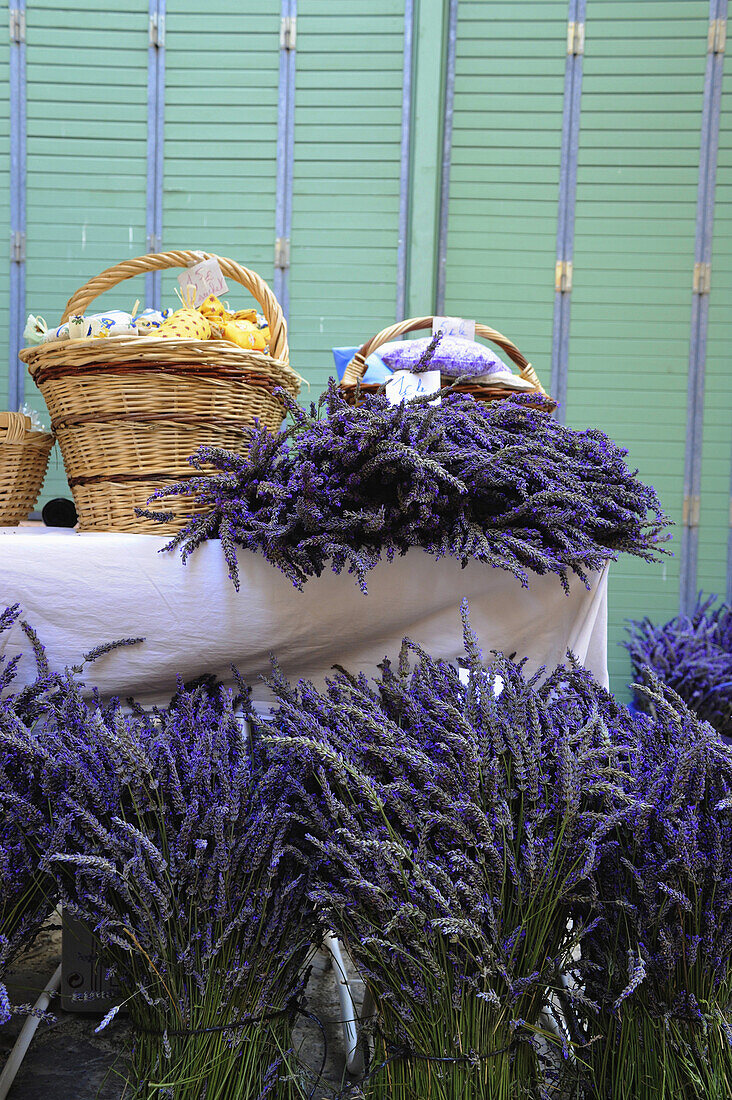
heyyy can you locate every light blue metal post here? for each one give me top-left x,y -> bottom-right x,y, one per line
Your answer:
396,0 -> 415,321
551,0 -> 586,423
146,0 -> 166,308
9,0 -> 27,410
680,0 -> 727,614
434,0 -> 458,315
275,0 -> 296,322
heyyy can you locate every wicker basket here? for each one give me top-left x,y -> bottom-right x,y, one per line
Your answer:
340,316 -> 555,410
20,250 -> 300,534
0,411 -> 55,526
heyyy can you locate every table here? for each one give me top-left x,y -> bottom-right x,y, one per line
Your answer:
0,529 -> 608,706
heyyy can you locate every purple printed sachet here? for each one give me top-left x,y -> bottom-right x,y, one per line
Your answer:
381,334 -> 532,387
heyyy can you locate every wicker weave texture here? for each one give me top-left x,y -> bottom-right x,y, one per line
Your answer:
0,412 -> 55,526
20,251 -> 298,533
71,480 -> 207,535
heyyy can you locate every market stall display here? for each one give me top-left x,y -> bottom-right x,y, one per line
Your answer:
2,262 -> 681,1098
0,412 -> 54,526
19,251 -> 300,535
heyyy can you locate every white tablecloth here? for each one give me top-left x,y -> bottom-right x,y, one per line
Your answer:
0,530 -> 608,708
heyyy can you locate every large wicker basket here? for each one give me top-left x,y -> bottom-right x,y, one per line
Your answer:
340,316 -> 555,410
20,250 -> 300,534
0,411 -> 55,526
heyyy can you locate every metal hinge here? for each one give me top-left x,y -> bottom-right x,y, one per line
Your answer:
10,231 -> 25,263
567,21 -> 585,56
693,261 -> 712,295
9,8 -> 26,44
555,260 -> 573,293
280,15 -> 296,50
146,233 -> 161,253
149,12 -> 165,47
274,237 -> 290,270
708,18 -> 726,54
683,495 -> 701,529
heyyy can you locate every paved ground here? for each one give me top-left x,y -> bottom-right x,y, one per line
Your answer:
1,926 -> 366,1099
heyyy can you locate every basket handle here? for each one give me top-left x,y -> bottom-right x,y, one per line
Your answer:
342,316 -> 546,395
0,412 -> 31,443
61,250 -> 288,362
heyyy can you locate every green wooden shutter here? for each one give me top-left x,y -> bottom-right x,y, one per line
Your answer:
565,1 -> 709,690
25,0 -> 149,506
442,0 -> 568,372
287,1 -> 405,391
698,83 -> 732,599
161,2 -> 280,307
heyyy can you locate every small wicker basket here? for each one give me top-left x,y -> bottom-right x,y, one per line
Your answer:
340,316 -> 554,410
20,250 -> 300,534
0,412 -> 55,526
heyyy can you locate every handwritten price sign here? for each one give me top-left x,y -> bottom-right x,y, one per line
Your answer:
178,257 -> 228,307
385,369 -> 441,406
432,316 -> 476,340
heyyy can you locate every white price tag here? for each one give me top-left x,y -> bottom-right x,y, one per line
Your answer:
385,369 -> 441,406
178,257 -> 228,307
458,666 -> 504,698
433,316 -> 476,340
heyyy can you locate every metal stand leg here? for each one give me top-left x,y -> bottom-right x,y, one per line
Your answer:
323,932 -> 365,1076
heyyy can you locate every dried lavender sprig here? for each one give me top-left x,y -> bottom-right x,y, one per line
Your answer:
140,382 -> 671,594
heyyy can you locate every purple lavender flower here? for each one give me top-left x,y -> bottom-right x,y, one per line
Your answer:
585,677 -> 732,1098
625,594 -> 732,736
140,382 -> 671,593
254,607 -> 638,1097
0,618 -> 319,1098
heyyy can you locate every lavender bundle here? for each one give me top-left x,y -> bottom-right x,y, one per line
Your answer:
32,682 -> 319,1099
0,605 -> 55,1022
144,382 -> 669,593
0,610 -> 151,1027
255,608 -> 635,1099
0,620 -> 319,1099
625,594 -> 732,736
583,683 -> 732,1099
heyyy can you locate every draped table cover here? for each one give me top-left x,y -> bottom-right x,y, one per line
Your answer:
0,529 -> 608,709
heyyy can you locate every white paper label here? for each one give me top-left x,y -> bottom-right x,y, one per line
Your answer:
432,315 -> 476,340
385,369 -> 441,406
178,257 -> 228,307
457,666 -> 504,698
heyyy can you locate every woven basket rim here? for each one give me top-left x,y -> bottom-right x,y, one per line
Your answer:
0,430 -> 55,443
22,335 -> 290,369
22,338 -> 301,399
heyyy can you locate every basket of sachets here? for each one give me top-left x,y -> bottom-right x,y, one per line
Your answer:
338,315 -> 554,410
20,250 -> 301,533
